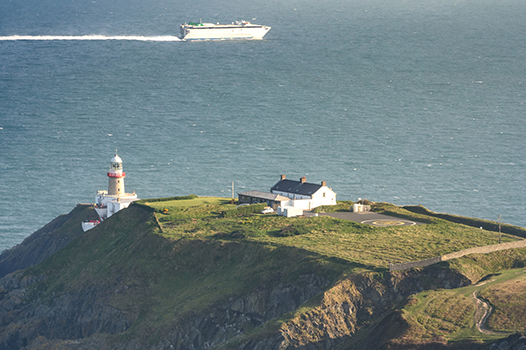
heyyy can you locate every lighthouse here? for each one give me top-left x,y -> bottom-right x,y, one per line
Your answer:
108,154 -> 126,196
82,153 -> 139,232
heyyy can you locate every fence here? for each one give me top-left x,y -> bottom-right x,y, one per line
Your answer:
389,240 -> 526,272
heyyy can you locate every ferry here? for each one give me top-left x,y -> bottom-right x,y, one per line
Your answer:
180,21 -> 271,41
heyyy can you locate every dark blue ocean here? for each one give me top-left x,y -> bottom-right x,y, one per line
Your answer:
1,0 -> 525,252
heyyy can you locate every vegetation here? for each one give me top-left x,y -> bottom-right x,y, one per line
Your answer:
135,194 -> 198,204
20,197 -> 526,348
479,270 -> 526,333
403,204 -> 526,238
221,203 -> 267,218
151,199 -> 518,270
311,200 -> 353,213
394,264 -> 526,346
447,250 -> 526,283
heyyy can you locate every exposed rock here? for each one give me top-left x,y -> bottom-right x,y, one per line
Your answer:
0,272 -> 129,350
488,334 -> 526,350
232,265 -> 471,350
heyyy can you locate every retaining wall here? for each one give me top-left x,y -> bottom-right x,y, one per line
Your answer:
389,256 -> 442,272
390,240 -> 526,272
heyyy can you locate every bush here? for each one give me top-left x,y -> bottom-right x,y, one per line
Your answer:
276,224 -> 311,237
312,201 -> 353,213
222,203 -> 267,218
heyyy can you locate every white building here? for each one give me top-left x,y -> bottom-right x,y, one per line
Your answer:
270,175 -> 337,211
82,154 -> 138,232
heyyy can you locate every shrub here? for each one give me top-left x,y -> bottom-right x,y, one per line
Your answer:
277,224 -> 311,237
222,203 -> 267,218
312,201 -> 353,213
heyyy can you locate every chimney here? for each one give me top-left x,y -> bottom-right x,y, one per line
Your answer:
321,180 -> 327,186
300,176 -> 307,183
281,174 -> 286,180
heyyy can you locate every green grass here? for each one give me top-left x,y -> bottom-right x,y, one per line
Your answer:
152,198 -> 518,271
21,197 -> 526,348
25,199 -> 350,345
144,196 -> 233,210
447,249 -> 526,283
403,204 -> 526,238
479,269 -> 526,333
399,266 -> 526,345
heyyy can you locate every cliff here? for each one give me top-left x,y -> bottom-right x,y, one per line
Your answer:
0,199 -> 524,350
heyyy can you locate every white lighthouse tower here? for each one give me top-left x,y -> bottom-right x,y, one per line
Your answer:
82,153 -> 138,232
108,154 -> 126,196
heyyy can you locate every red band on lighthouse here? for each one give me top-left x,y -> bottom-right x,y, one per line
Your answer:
107,172 -> 126,178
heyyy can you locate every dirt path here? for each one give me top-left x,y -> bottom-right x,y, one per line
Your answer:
472,290 -> 493,334
472,285 -> 510,335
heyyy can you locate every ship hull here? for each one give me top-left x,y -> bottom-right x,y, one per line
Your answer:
180,22 -> 270,41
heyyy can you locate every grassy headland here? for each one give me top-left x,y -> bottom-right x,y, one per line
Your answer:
17,196 -> 526,349
144,198 -> 518,271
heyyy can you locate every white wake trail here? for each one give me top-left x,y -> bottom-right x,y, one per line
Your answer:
0,35 -> 182,41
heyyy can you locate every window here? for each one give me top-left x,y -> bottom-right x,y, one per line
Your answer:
323,192 -> 326,197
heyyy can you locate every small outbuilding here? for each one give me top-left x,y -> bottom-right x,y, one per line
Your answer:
237,190 -> 290,210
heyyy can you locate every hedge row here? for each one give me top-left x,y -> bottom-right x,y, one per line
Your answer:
404,205 -> 526,238
135,194 -> 198,204
222,203 -> 267,218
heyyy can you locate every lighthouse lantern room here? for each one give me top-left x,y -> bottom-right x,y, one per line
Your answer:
82,153 -> 138,232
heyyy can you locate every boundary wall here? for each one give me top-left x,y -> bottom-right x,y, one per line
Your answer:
390,240 -> 526,272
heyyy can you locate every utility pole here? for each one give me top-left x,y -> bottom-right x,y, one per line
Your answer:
498,215 -> 502,244
232,181 -> 234,199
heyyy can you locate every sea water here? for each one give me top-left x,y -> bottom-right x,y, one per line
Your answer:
1,0 -> 525,252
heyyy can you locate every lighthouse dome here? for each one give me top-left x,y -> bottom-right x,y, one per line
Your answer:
111,154 -> 123,163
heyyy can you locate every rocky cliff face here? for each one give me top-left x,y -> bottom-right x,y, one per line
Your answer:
0,263 -> 471,350
488,334 -> 526,350
231,266 -> 471,350
0,272 -> 128,350
145,274 -> 328,350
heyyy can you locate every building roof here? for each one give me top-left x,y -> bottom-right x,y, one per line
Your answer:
271,179 -> 323,196
238,190 -> 290,202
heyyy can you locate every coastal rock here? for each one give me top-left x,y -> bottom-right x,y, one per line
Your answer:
0,273 -> 129,350
488,334 -> 526,350
233,265 -> 470,350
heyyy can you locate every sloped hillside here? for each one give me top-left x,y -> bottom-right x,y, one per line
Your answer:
0,197 -> 524,350
0,204 -> 96,279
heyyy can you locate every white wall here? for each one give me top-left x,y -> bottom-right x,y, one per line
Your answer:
290,199 -> 313,210
273,186 -> 336,210
311,186 -> 336,207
